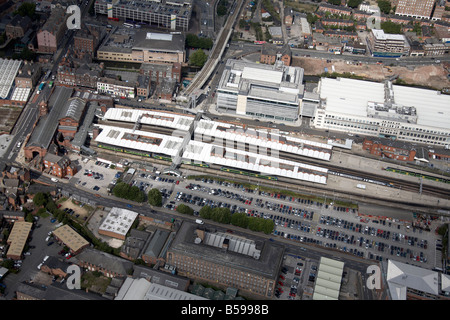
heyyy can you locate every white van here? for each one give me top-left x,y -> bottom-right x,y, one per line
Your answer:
51,178 -> 59,183
195,219 -> 204,225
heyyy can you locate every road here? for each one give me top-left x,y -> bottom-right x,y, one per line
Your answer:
182,0 -> 244,97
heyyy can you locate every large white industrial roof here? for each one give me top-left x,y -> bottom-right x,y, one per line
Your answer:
319,77 -> 385,118
319,77 -> 450,131
387,259 -> 439,300
195,119 -> 332,161
392,84 -> 450,130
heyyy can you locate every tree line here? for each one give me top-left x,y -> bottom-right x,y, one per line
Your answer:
176,204 -> 274,234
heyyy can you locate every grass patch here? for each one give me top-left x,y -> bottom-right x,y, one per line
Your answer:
81,271 -> 112,294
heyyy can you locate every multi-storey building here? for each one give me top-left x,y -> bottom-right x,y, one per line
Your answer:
166,222 -> 284,299
94,0 -> 192,31
395,0 -> 435,19
15,61 -> 41,89
97,29 -> 185,65
97,77 -> 136,98
368,29 -> 410,57
37,7 -> 67,53
216,59 -> 304,122
363,138 -> 416,161
312,77 -> 450,147
5,14 -> 32,39
260,43 -> 291,66
43,153 -> 77,178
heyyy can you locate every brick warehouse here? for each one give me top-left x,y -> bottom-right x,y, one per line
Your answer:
166,221 -> 284,299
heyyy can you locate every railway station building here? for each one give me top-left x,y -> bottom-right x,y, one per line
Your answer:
313,77 -> 450,148
94,108 -> 331,184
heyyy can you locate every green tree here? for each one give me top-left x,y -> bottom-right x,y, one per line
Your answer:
147,188 -> 162,207
347,0 -> 363,8
189,49 -> 208,68
199,205 -> 213,219
211,207 -> 231,224
231,212 -> 249,229
14,3 -> 36,18
381,21 -> 401,34
377,0 -> 392,14
176,204 -> 194,215
33,192 -> 48,207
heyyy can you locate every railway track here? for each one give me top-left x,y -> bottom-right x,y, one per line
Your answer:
183,0 -> 243,96
278,151 -> 450,199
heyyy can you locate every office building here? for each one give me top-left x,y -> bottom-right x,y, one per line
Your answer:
94,0 -> 192,31
368,29 -> 410,57
97,28 -> 185,65
216,59 -> 304,122
395,0 -> 436,19
312,77 -> 450,147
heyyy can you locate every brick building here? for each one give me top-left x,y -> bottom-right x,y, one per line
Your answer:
43,153 -> 77,178
363,138 -> 416,161
15,61 -> 41,89
166,222 -> 284,299
260,43 -> 291,66
70,248 -> 134,278
5,14 -> 32,39
37,8 -> 67,53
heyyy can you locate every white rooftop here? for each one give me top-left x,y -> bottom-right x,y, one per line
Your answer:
195,119 -> 332,161
313,257 -> 344,300
319,77 -> 450,131
0,59 -> 22,99
98,207 -> 139,237
387,259 -> 439,300
103,108 -> 194,131
183,140 -> 328,184
392,84 -> 450,129
319,77 -> 385,118
242,67 -> 283,84
146,32 -> 173,41
372,29 -> 406,41
95,125 -> 183,157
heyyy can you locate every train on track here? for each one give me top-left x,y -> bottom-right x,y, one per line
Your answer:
220,167 -> 278,181
383,167 -> 450,184
328,170 -> 396,188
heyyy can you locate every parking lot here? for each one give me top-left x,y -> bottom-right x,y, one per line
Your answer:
155,175 -> 437,271
72,159 -> 119,194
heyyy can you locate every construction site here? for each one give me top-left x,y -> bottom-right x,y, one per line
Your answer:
292,56 -> 450,90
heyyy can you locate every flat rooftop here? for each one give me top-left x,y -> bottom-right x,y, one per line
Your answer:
318,77 -> 450,131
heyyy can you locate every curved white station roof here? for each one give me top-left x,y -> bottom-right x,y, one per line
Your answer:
195,120 -> 333,161
95,125 -> 183,157
183,140 -> 328,184
103,108 -> 194,131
